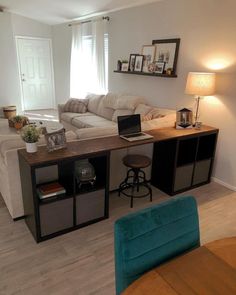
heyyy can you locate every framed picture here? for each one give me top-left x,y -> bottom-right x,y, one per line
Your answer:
121,63 -> 129,71
154,61 -> 165,74
129,54 -> 138,71
141,45 -> 156,72
45,128 -> 67,152
152,38 -> 180,75
134,55 -> 144,72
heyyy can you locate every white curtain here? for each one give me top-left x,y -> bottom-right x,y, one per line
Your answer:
70,19 -> 108,98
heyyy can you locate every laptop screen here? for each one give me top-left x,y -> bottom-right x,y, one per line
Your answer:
117,114 -> 141,135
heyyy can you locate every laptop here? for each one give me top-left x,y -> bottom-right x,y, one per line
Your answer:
117,114 -> 153,142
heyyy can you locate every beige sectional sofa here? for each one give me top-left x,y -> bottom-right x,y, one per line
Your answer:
0,93 -> 175,219
59,93 -> 176,139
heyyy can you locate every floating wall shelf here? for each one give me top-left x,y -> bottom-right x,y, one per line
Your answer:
113,70 -> 177,78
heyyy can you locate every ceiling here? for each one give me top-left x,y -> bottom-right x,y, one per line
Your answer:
0,0 -> 162,25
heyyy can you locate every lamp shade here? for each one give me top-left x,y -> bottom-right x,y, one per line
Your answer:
185,72 -> 216,96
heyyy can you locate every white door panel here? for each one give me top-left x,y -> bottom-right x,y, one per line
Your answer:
17,38 -> 55,110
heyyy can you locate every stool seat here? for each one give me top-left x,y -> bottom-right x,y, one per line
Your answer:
123,154 -> 152,169
119,154 -> 152,208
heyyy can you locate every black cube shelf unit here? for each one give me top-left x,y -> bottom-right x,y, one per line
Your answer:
151,131 -> 218,195
18,125 -> 218,242
18,152 -> 110,243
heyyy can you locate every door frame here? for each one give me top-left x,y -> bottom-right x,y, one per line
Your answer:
15,36 -> 56,111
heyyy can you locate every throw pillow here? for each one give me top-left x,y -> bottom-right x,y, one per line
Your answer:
134,104 -> 152,116
143,108 -> 165,121
63,98 -> 89,113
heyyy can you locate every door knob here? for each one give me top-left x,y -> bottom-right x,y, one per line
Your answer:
22,79 -> 26,82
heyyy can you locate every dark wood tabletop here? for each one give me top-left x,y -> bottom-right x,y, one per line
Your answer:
18,125 -> 218,166
123,237 -> 236,295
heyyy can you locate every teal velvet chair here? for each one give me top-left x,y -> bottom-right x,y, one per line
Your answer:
114,196 -> 200,295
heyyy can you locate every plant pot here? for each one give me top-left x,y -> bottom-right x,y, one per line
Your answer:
26,142 -> 37,153
14,122 -> 23,130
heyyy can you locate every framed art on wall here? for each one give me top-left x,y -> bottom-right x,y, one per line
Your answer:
141,45 -> 156,72
154,62 -> 165,74
129,54 -> 138,71
152,38 -> 180,75
134,55 -> 144,72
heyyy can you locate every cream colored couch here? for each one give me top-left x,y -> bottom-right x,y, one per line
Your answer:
59,93 -> 176,139
0,94 -> 175,219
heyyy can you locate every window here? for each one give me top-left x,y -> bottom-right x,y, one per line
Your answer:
70,21 -> 108,98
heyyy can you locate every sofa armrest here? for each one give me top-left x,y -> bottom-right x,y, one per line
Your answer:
58,104 -> 65,122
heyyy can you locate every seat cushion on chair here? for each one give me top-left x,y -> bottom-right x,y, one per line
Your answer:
114,196 -> 200,294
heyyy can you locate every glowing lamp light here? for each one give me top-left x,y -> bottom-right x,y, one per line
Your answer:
185,72 -> 216,124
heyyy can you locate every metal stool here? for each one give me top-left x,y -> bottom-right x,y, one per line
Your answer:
118,154 -> 152,208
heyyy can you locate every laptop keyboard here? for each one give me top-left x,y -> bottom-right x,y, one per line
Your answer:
124,133 -> 144,138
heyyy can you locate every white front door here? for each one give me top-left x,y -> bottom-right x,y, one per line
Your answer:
16,37 -> 55,110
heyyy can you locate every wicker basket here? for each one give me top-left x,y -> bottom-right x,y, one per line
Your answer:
3,106 -> 16,119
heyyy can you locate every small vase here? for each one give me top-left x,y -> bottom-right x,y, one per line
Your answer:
26,142 -> 37,153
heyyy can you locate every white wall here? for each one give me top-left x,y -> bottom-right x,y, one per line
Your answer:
52,0 -> 236,189
0,12 -> 52,114
108,0 -> 236,189
52,24 -> 71,104
11,13 -> 52,38
0,12 -> 21,113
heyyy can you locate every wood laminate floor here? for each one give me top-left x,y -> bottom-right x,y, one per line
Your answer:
0,182 -> 235,295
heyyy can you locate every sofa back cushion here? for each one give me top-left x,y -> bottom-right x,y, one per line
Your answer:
103,93 -> 119,109
115,95 -> 146,110
87,94 -> 104,114
112,109 -> 134,122
64,98 -> 89,113
96,96 -> 115,120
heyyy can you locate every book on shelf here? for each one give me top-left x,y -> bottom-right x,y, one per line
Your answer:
37,182 -> 66,200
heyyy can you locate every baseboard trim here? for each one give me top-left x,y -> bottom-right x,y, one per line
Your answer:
211,177 -> 236,192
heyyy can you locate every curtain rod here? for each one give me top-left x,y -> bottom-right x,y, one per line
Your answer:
68,16 -> 110,27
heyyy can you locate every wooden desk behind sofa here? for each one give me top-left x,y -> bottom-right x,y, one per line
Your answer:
18,126 -> 218,242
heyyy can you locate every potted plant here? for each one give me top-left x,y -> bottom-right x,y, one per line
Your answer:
13,115 -> 24,130
21,125 -> 41,153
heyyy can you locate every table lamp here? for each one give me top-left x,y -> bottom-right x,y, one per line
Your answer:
185,72 -> 216,125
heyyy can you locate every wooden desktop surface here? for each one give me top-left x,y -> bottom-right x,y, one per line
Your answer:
18,125 -> 218,166
123,237 -> 236,295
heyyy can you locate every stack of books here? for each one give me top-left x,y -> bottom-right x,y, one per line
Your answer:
37,182 -> 66,200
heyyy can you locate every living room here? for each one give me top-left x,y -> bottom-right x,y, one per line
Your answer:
0,0 -> 236,294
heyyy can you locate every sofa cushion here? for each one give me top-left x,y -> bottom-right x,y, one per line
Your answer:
103,93 -> 119,109
87,93 -> 104,114
63,98 -> 89,113
75,126 -> 118,140
112,109 -> 134,122
115,95 -> 146,110
61,112 -> 93,124
72,115 -> 116,129
96,97 -> 115,120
